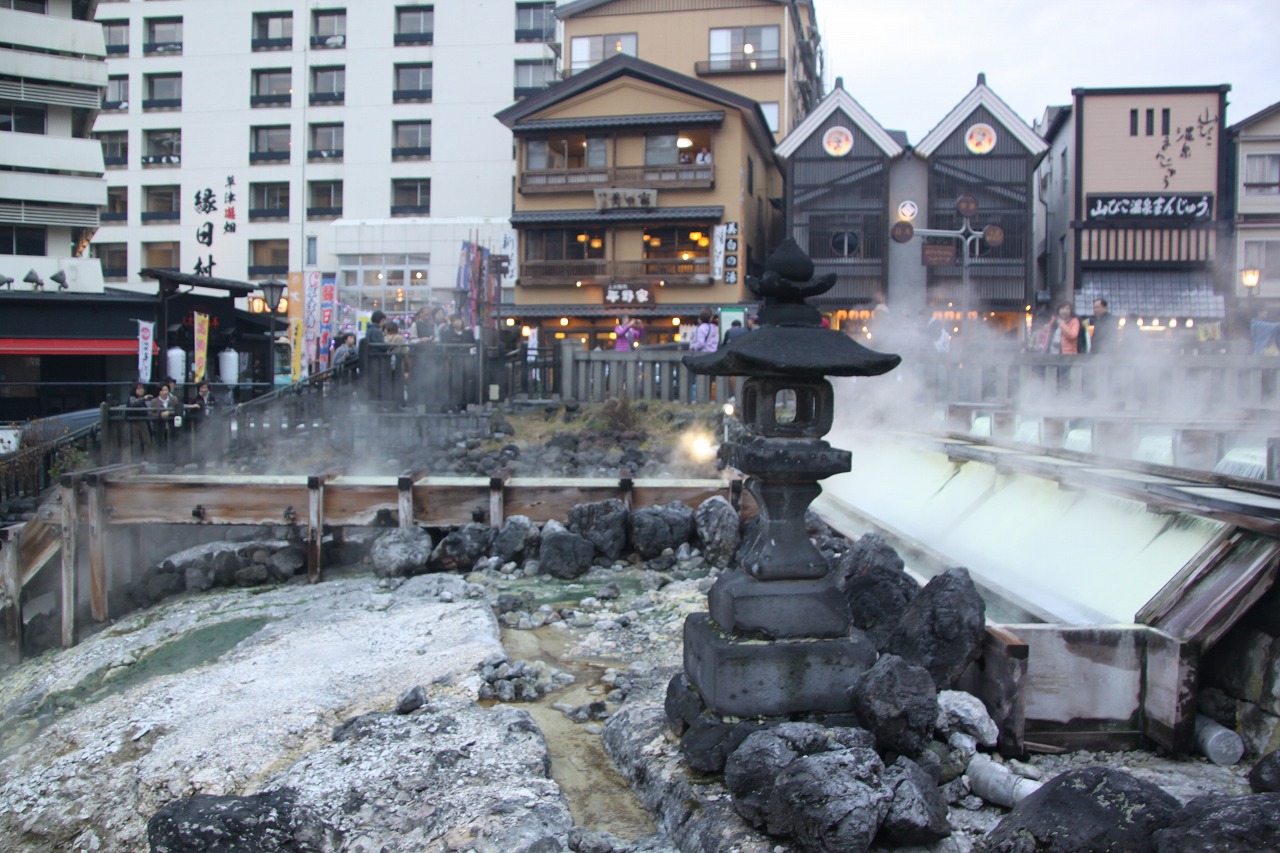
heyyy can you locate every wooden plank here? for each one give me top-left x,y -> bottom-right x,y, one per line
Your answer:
103,481 -> 314,525
489,476 -> 506,528
86,480 -> 108,622
1,525 -> 22,649
307,474 -> 325,583
397,467 -> 428,528
1143,627 -> 1198,754
60,479 -> 77,648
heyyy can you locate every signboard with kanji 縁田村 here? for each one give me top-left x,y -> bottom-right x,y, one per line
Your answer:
605,283 -> 651,306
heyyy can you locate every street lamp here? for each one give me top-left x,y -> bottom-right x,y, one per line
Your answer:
258,279 -> 287,386
1242,268 -> 1261,291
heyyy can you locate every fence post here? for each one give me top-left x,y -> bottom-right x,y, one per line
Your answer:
1,525 -> 21,652
561,339 -> 579,402
59,474 -> 78,648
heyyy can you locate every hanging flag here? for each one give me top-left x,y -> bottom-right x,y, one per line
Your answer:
290,317 -> 304,383
137,320 -> 155,382
192,312 -> 209,382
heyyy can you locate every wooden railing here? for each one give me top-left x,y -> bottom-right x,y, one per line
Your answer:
519,163 -> 714,193
520,257 -> 711,286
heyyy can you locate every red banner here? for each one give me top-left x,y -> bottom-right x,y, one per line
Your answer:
193,312 -> 209,382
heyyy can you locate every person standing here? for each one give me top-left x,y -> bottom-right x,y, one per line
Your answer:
1089,298 -> 1119,354
1251,307 -> 1280,356
1041,302 -> 1087,354
614,315 -> 643,351
690,308 -> 719,353
127,382 -> 153,455
722,319 -> 747,345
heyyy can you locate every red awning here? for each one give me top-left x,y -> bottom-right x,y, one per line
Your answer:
0,338 -> 147,356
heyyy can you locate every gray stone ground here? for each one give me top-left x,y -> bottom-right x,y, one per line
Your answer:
0,558 -> 1255,853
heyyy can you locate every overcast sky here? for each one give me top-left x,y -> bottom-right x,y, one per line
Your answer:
818,0 -> 1278,143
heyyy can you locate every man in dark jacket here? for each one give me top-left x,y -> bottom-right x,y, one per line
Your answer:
1089,298 -> 1118,354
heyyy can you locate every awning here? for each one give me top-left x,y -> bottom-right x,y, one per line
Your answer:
0,338 -> 142,356
1077,270 -> 1225,318
510,206 -> 724,225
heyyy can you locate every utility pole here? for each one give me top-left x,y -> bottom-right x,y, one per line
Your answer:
891,195 -> 1004,346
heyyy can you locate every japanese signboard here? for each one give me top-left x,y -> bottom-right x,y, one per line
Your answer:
714,222 -> 740,285
921,243 -> 958,266
1086,193 -> 1213,224
192,312 -> 209,382
605,283 -> 651,306
594,188 -> 656,211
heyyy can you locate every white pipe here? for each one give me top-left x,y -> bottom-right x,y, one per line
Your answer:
1194,714 -> 1243,766
965,754 -> 1043,808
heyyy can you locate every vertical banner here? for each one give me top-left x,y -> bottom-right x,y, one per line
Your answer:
137,320 -> 155,382
712,225 -> 726,280
192,312 -> 209,383
290,318 -> 304,383
319,275 -> 336,370
303,271 -> 321,373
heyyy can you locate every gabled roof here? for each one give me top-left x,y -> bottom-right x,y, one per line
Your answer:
773,84 -> 904,159
915,76 -> 1047,159
1229,99 -> 1280,133
556,0 -> 784,19
495,54 -> 778,159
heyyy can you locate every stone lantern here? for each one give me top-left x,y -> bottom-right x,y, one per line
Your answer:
677,238 -> 900,720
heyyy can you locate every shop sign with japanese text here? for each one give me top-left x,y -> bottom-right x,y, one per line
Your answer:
1086,193 -> 1213,223
605,283 -> 652,305
594,188 -> 656,211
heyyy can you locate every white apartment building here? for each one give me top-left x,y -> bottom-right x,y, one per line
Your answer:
0,0 -> 107,292
90,0 -> 559,325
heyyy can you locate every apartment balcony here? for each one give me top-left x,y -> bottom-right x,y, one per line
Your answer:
519,258 -> 712,287
520,164 -> 714,194
694,55 -> 785,77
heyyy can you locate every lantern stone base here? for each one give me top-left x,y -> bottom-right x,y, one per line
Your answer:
708,568 -> 850,639
682,613 -> 877,718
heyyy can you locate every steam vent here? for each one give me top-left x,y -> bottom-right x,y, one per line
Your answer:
678,238 -> 901,721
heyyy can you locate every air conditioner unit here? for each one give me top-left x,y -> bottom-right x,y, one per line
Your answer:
326,35 -> 345,47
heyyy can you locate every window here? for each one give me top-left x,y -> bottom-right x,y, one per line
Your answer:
569,33 -> 636,73
1060,149 -> 1068,195
249,239 -> 290,275
104,75 -> 128,109
310,66 -> 344,103
2,0 -> 46,11
98,131 -> 127,166
306,235 -> 318,266
0,102 -> 44,134
309,123 -> 343,159
391,178 -> 430,215
252,68 -> 292,105
249,182 -> 289,219
393,63 -> 432,101
514,59 -> 555,98
395,5 -> 433,45
142,185 -> 180,221
524,228 -> 605,262
747,156 -> 754,196
1129,109 -> 1138,137
1244,154 -> 1280,195
585,137 -> 607,168
525,135 -> 606,171
0,224 -> 46,256
644,133 -> 677,166
1145,108 -> 1154,136
311,9 -> 346,47
142,240 -> 179,270
392,120 -> 431,158
143,128 -> 180,165
250,125 -> 290,162
708,25 -> 780,68
760,102 -> 780,133
144,17 -> 182,54
515,2 -> 554,41
1057,235 -> 1067,284
1162,108 -> 1171,136
144,73 -> 181,109
102,19 -> 129,55
103,186 -> 128,222
1243,241 -> 1280,279
308,180 -> 343,217
252,11 -> 292,50
93,242 -> 128,277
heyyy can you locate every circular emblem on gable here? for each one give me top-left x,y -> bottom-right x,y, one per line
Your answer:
898,200 -> 919,221
822,126 -> 854,157
965,123 -> 997,155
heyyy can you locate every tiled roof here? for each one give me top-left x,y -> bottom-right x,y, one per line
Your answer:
497,303 -> 725,319
513,112 -> 724,132
510,206 -> 724,224
1078,271 -> 1224,318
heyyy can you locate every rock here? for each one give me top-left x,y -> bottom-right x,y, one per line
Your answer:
146,788 -> 335,852
937,689 -> 1000,748
664,673 -> 703,736
627,502 -> 694,560
837,532 -> 919,652
766,747 -> 891,852
233,564 -> 270,586
396,685 -> 426,714
879,755 -> 952,846
493,514 -> 539,564
538,520 -> 595,580
1249,749 -> 1280,793
678,715 -> 764,775
1151,792 -> 1280,852
977,765 -> 1181,853
567,499 -> 629,560
693,496 -> 740,567
850,653 -> 937,757
429,522 -> 495,573
725,730 -> 804,827
210,550 -> 243,587
268,547 -> 306,581
886,566 -> 986,690
369,528 -> 432,578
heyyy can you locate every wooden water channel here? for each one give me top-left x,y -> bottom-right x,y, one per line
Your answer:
1,466 -> 739,655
